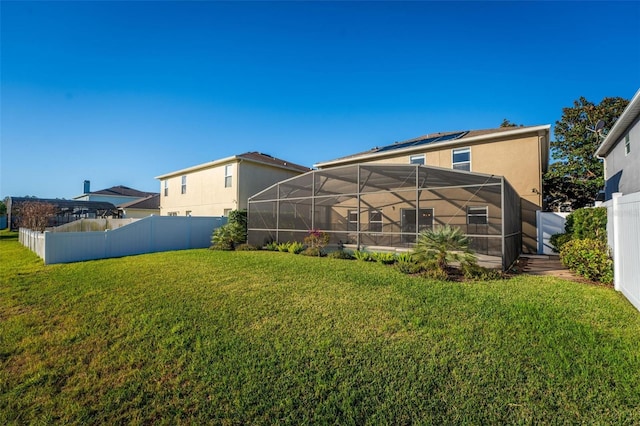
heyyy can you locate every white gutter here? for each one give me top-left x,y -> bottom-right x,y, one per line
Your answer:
314,125 -> 551,168
595,88 -> 640,158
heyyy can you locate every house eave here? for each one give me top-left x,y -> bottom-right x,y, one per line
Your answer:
595,88 -> 640,158
314,125 -> 551,168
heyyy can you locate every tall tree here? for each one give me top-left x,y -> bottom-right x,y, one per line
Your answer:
544,96 -> 629,210
500,118 -> 523,128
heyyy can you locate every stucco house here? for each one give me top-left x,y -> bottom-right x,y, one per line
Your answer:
118,194 -> 161,218
155,152 -> 310,217
595,88 -> 640,199
312,125 -> 550,253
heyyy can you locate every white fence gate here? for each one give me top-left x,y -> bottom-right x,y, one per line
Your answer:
19,215 -> 226,265
536,211 -> 569,255
605,192 -> 640,311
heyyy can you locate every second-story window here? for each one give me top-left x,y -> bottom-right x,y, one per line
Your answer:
181,176 -> 187,194
163,180 -> 168,196
625,134 -> 631,155
452,148 -> 471,171
410,154 -> 425,165
225,164 -> 233,188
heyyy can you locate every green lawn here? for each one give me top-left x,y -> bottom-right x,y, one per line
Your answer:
2,231 -> 639,424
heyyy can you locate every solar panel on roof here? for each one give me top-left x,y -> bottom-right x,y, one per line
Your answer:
374,131 -> 468,153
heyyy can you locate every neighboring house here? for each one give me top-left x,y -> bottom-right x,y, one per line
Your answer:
313,125 -> 551,253
155,152 -> 311,217
595,88 -> 640,199
74,181 -> 158,207
118,194 -> 161,218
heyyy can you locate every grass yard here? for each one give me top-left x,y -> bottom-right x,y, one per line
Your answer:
2,231 -> 640,424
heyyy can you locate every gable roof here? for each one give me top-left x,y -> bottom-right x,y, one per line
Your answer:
118,194 -> 160,210
88,185 -> 157,198
156,152 -> 310,179
314,125 -> 550,168
595,88 -> 640,158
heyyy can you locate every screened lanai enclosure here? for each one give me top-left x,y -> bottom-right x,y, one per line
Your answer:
248,164 -> 521,270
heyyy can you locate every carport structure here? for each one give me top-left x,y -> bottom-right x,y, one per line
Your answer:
248,164 -> 521,270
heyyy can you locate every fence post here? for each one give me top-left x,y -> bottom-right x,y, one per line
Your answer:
611,192 -> 622,292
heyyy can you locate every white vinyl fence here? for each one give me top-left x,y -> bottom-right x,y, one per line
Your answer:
536,211 -> 569,255
19,215 -> 227,265
605,192 -> 640,311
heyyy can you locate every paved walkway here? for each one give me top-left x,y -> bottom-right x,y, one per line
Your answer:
519,255 -> 582,281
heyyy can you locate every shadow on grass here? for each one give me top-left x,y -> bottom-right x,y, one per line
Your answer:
0,230 -> 18,240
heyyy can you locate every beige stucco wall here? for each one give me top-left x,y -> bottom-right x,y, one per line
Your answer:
159,160 -> 305,217
159,161 -> 239,217
238,162 -> 304,210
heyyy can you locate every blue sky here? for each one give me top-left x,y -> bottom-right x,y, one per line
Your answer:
2,1 -> 639,199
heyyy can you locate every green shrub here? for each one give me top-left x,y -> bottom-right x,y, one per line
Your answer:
353,250 -> 373,262
228,210 -> 248,243
288,241 -> 305,254
560,239 -> 613,284
277,242 -> 292,252
462,263 -> 503,281
395,252 -> 414,263
210,225 -> 236,250
263,241 -> 278,251
301,247 -> 325,257
420,266 -> 449,281
328,250 -> 354,260
413,225 -> 477,270
565,207 -> 607,241
394,259 -> 423,274
210,214 -> 247,250
371,252 -> 397,265
235,243 -> 258,251
550,233 -> 572,253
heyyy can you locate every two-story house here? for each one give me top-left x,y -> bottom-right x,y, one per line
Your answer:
313,125 -> 550,253
595,88 -> 640,199
155,152 -> 310,217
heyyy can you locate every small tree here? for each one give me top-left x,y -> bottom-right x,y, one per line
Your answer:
210,210 -> 247,250
413,225 -> 476,272
18,201 -> 57,232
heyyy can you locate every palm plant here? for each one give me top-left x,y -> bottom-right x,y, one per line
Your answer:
413,225 -> 476,271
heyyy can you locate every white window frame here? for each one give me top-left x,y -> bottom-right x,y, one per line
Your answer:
181,176 -> 187,194
369,209 -> 383,233
163,180 -> 168,197
467,206 -> 488,225
625,133 -> 631,156
347,210 -> 358,231
452,147 -> 471,171
410,154 -> 425,165
224,164 -> 233,188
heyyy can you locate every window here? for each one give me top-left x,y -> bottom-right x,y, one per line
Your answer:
185,211 -> 192,217
410,154 -> 425,165
347,210 -> 358,231
168,212 -> 178,217
452,148 -> 471,171
181,176 -> 187,194
225,164 -> 233,188
467,206 -> 488,225
163,180 -> 168,196
369,210 -> 382,233
625,134 -> 631,155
